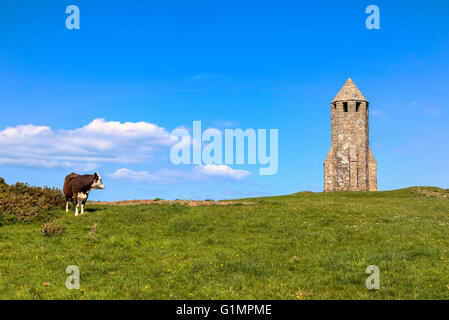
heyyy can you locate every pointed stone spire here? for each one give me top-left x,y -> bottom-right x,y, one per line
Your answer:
332,78 -> 367,103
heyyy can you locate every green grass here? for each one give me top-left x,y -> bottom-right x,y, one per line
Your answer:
1,187 -> 449,300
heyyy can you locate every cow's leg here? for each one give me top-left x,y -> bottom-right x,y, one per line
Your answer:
73,195 -> 79,216
65,196 -> 70,213
81,194 -> 89,214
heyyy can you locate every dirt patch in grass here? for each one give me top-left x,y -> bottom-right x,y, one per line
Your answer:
412,187 -> 449,198
89,199 -> 251,207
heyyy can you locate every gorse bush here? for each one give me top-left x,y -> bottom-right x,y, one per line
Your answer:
41,220 -> 66,237
0,178 -> 65,225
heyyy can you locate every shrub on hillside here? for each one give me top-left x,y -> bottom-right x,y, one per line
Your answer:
41,220 -> 66,237
0,178 -> 65,225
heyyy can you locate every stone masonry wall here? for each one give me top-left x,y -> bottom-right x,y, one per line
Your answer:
324,79 -> 377,192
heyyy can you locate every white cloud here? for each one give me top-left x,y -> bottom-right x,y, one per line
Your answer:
109,164 -> 251,184
0,157 -> 98,171
1,119 -> 253,183
108,168 -> 183,183
108,168 -> 155,183
0,119 -> 173,169
192,164 -> 251,180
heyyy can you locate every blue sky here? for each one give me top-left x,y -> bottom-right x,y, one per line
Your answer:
0,0 -> 448,201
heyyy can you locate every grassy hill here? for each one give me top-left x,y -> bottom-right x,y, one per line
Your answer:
1,187 -> 449,299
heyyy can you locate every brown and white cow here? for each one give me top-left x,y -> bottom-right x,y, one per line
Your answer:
63,172 -> 105,216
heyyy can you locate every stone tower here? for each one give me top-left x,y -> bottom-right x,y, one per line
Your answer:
324,78 -> 377,192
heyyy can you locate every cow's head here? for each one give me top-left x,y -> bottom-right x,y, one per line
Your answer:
91,172 -> 105,190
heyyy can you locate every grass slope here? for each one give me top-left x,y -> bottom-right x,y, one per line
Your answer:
1,187 -> 448,300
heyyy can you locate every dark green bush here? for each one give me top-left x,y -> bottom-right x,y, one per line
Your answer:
0,178 -> 65,225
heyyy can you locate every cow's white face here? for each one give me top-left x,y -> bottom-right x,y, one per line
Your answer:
91,172 -> 105,190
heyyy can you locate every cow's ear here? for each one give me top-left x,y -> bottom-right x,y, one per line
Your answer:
94,172 -> 99,178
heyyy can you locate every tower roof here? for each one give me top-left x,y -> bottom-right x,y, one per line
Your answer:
332,78 -> 367,103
